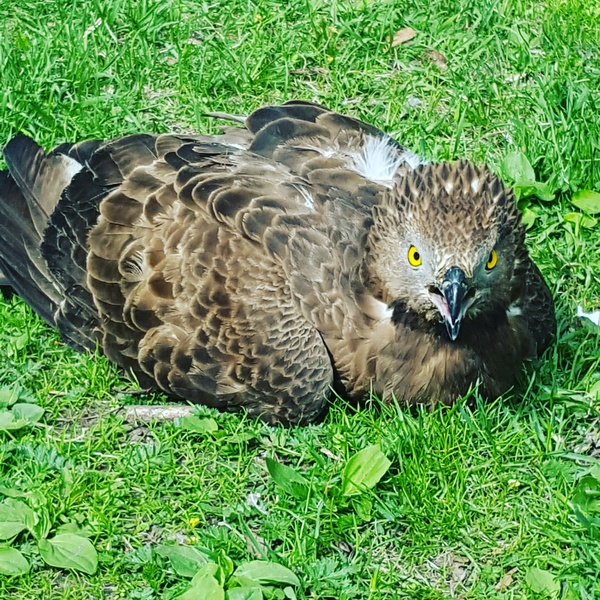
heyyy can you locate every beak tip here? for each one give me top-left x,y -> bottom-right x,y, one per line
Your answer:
445,319 -> 461,341
440,267 -> 468,342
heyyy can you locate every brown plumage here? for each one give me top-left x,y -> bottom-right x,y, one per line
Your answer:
0,101 -> 555,425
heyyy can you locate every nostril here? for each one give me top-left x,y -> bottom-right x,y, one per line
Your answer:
428,285 -> 443,297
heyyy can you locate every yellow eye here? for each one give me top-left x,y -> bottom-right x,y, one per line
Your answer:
486,249 -> 498,270
408,245 -> 422,267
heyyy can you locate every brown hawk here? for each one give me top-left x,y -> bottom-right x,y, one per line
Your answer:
0,101 -> 556,425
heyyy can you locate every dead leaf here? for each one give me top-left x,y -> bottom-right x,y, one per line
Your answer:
336,540 -> 354,557
495,567 -> 518,592
424,49 -> 448,70
321,447 -> 341,461
392,27 -> 417,47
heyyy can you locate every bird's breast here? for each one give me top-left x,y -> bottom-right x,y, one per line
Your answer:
360,315 -> 528,407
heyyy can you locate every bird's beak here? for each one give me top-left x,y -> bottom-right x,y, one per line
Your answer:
429,267 -> 471,341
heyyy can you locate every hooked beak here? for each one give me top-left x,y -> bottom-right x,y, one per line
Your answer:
429,267 -> 471,341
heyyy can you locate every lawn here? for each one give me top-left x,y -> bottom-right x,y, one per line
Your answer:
1,0 -> 599,598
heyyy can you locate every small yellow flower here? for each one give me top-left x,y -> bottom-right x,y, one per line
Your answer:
329,25 -> 339,34
254,14 -> 263,23
507,479 -> 520,489
188,517 -> 200,527
327,55 -> 334,63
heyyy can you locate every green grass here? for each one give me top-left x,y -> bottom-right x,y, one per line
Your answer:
1,0 -> 599,597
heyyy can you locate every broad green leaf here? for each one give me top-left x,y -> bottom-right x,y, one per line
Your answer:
0,546 -> 30,575
589,381 -> 600,401
55,522 -> 93,536
0,499 -> 37,540
355,496 -> 373,521
13,332 -> 29,351
283,587 -> 297,600
216,549 -> 234,580
563,212 -> 597,229
0,387 -> 20,409
233,561 -> 300,587
0,386 -> 36,408
520,206 -> 538,228
226,587 -> 263,600
0,487 -> 27,499
156,544 -> 212,577
176,416 -> 219,434
531,181 -> 555,202
573,475 -> 600,514
28,489 -> 47,509
0,410 -> 28,431
513,183 -> 533,200
266,458 -> 309,499
38,534 -> 98,574
232,575 -> 263,588
31,506 -> 52,541
513,181 -> 554,202
12,403 -> 44,424
500,151 -> 535,184
177,573 -> 224,600
571,189 -> 600,214
191,561 -> 224,586
0,521 -> 27,540
6,499 -> 38,529
60,467 -> 74,499
341,445 -> 391,496
225,432 -> 256,444
572,474 -> 600,536
524,566 -> 560,596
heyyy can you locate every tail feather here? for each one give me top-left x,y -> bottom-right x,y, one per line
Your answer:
0,168 -> 62,323
0,135 -> 105,349
4,135 -> 84,238
0,259 -> 57,324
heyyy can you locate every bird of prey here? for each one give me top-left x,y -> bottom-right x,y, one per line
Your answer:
0,100 -> 555,425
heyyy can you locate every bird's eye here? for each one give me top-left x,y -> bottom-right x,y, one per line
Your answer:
408,245 -> 422,267
486,249 -> 498,270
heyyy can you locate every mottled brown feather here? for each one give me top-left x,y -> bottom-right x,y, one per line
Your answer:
0,101 -> 556,425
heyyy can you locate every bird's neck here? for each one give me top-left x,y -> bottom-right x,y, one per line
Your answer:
365,301 -> 525,405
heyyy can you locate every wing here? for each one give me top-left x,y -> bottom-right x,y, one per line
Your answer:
0,136 -> 103,347
0,101 -> 423,423
103,127 -> 367,422
518,258 -> 556,358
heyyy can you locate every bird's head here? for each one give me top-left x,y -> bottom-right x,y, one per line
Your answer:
366,160 -> 527,341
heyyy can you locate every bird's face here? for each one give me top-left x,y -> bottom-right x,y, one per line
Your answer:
391,232 -> 514,340
368,160 -> 526,341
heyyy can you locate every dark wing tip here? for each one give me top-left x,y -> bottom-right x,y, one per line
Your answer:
3,134 -> 44,173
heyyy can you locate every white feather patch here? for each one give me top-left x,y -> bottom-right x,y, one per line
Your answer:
506,303 -> 523,318
577,305 -> 600,326
398,149 -> 424,171
352,136 -> 423,185
59,154 -> 84,180
372,298 -> 394,321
